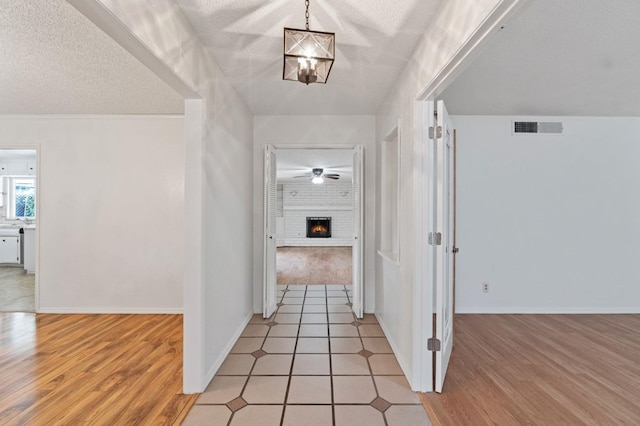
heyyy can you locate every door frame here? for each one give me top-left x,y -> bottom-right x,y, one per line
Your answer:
262,144 -> 365,314
410,0 -> 526,393
0,146 -> 40,313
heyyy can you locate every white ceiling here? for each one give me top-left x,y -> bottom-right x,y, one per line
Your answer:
277,148 -> 353,183
6,0 -> 638,118
175,0 -> 443,115
0,0 -> 183,114
441,0 -> 640,116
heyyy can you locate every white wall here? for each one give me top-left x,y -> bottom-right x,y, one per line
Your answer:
77,0 -> 255,393
454,115 -> 640,313
0,115 -> 184,313
253,116 -> 376,313
282,181 -> 353,246
374,0 -> 524,390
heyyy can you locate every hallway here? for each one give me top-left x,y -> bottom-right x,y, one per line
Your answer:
184,285 -> 431,425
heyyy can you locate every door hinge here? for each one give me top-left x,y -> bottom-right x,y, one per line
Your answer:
428,232 -> 442,246
427,338 -> 441,352
428,126 -> 442,139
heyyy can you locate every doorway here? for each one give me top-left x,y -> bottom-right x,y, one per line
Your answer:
263,146 -> 364,318
0,149 -> 38,313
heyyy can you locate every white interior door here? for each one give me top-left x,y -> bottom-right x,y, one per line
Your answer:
351,145 -> 364,318
434,100 -> 455,392
263,145 -> 278,318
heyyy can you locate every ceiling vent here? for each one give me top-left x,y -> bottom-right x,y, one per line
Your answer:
513,121 -> 563,135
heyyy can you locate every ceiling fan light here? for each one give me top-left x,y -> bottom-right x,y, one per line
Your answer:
312,176 -> 324,184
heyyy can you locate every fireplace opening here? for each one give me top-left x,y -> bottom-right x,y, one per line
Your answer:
307,217 -> 331,238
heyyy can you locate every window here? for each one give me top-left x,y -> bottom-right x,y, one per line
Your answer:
6,177 -> 35,218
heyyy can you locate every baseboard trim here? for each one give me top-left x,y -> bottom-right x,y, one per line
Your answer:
456,307 -> 640,314
376,314 -> 412,383
38,307 -> 184,314
204,311 -> 253,388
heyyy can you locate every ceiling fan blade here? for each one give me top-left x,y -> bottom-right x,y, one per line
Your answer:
324,173 -> 340,177
324,175 -> 340,180
292,175 -> 310,178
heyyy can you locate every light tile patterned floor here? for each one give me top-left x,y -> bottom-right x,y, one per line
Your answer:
183,285 -> 432,426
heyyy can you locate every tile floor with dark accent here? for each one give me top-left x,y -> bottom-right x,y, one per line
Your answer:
183,285 -> 432,426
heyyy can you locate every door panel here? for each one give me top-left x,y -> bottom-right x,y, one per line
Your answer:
435,100 -> 455,393
263,145 -> 278,318
351,146 -> 364,318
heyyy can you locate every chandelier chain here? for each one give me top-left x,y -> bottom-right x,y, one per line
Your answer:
305,0 -> 310,30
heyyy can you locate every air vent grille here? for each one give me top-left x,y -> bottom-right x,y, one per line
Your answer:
513,121 -> 563,135
514,121 -> 537,133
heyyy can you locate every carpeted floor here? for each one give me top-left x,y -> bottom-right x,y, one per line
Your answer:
277,246 -> 352,285
0,266 -> 35,312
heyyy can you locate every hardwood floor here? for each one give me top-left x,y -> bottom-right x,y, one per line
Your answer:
277,246 -> 352,285
0,312 -> 197,425
421,314 -> 640,425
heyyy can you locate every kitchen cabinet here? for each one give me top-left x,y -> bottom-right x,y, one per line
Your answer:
0,236 -> 20,263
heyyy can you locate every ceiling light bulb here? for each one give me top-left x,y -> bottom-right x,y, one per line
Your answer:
312,176 -> 324,184
297,58 -> 318,84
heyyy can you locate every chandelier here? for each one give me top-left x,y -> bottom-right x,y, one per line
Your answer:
283,0 -> 335,85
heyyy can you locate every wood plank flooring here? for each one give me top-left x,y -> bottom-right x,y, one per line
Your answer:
421,314 -> 640,425
0,312 -> 197,425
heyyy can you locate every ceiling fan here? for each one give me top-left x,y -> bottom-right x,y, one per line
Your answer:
293,168 -> 340,184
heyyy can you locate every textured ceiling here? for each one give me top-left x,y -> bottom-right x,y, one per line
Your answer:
175,0 -> 443,115
0,0 -> 183,114
441,0 -> 640,116
277,148 -> 353,182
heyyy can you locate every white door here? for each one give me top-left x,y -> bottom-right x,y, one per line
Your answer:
263,145 -> 278,318
351,145 -> 364,318
434,100 -> 455,392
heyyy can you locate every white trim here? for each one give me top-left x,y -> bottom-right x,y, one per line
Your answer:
456,307 -> 640,314
412,0 -> 531,394
204,311 -> 253,388
38,307 -> 184,314
0,114 -> 184,120
377,250 -> 400,266
416,0 -> 532,102
274,144 -> 359,150
283,206 -> 352,211
0,146 -> 40,313
183,99 -> 206,394
412,99 -> 436,393
262,144 -> 367,316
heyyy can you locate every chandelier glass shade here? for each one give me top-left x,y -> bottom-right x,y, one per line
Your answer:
282,1 -> 334,85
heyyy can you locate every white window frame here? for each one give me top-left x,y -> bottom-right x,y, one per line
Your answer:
5,176 -> 36,219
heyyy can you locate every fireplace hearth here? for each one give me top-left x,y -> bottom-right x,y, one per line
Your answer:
307,217 -> 331,238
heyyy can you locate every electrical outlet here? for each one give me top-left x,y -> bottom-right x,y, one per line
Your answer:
483,282 -> 489,293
